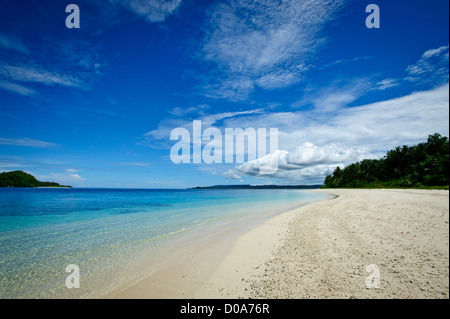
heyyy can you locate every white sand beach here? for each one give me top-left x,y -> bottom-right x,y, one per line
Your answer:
111,189 -> 449,299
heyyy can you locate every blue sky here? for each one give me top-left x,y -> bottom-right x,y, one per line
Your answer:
0,0 -> 448,188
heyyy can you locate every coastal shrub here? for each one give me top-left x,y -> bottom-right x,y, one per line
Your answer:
322,133 -> 449,189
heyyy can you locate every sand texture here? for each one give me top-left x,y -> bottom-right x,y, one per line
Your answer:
196,189 -> 449,299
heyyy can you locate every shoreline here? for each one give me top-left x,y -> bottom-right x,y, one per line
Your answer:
110,189 -> 449,299
107,192 -> 331,298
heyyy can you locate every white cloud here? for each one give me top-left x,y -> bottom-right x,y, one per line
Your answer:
201,0 -> 347,100
310,89 -> 360,112
0,32 -> 29,54
0,160 -> 25,171
0,137 -> 59,148
143,76 -> 448,184
422,45 -> 449,59
405,45 -> 449,85
68,173 -> 85,181
169,104 -> 209,117
223,150 -> 344,183
224,143 -> 375,183
202,77 -> 255,101
285,142 -> 374,166
115,0 -> 182,22
255,65 -> 310,89
0,79 -> 36,96
0,64 -> 84,88
374,78 -> 400,91
318,56 -> 372,70
35,171 -> 86,186
291,77 -> 372,110
149,83 -> 449,153
221,83 -> 449,183
0,34 -> 105,96
143,108 -> 265,143
116,162 -> 150,167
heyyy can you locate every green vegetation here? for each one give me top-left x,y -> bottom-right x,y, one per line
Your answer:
322,134 -> 449,189
0,170 -> 71,188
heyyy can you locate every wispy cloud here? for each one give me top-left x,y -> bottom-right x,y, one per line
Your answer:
318,56 -> 372,70
0,32 -> 29,54
0,79 -> 36,96
0,137 -> 59,148
0,158 -> 27,171
374,78 -> 400,91
143,108 -> 265,143
201,0 -> 347,100
116,162 -> 150,167
291,78 -> 372,111
405,45 -> 449,85
113,0 -> 182,22
169,104 -> 210,117
0,64 -> 84,88
0,30 -> 105,96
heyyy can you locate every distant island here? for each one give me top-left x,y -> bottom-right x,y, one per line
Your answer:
0,170 -> 72,188
191,184 -> 322,189
322,133 -> 449,189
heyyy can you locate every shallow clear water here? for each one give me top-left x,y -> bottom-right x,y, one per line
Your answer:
0,188 -> 328,298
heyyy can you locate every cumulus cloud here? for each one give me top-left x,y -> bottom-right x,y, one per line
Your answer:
224,143 -> 376,183
143,83 -> 448,183
221,83 -> 449,183
226,83 -> 449,150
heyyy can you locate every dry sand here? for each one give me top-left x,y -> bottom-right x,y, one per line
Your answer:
196,189 -> 449,299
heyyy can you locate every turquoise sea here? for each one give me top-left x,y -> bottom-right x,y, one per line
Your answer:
0,188 -> 329,298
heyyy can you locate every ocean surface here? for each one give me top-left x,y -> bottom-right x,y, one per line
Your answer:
0,188 -> 329,298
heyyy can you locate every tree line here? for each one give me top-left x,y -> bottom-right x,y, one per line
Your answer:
323,133 -> 449,189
